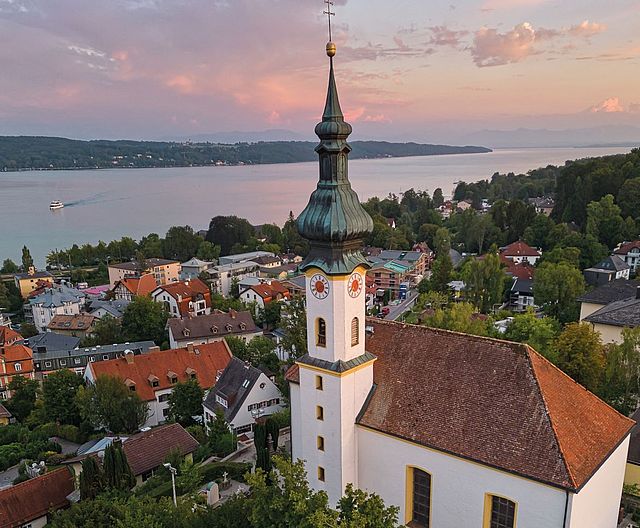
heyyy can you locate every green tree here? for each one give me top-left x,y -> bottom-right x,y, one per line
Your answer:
18,323 -> 38,339
540,246 -> 581,268
163,225 -> 203,262
617,177 -> 640,219
461,249 -> 506,313
282,211 -> 309,257
602,327 -> 640,414
1,259 -> 18,274
167,379 -> 204,427
196,240 -> 221,262
424,302 -> 491,337
21,246 -> 33,271
103,441 -> 135,491
338,483 -> 400,528
121,296 -> 168,345
554,323 -> 604,393
208,407 -> 236,457
0,281 -> 10,310
42,370 -> 84,425
139,233 -> 163,258
258,302 -> 282,331
586,194 -> 624,249
246,337 -> 279,371
281,296 -> 308,359
225,335 -> 249,359
79,456 -> 104,500
81,316 -> 124,347
533,262 -> 585,324
77,375 -> 149,433
432,187 -> 444,208
523,214 -> 556,250
5,376 -> 39,422
206,216 -> 255,256
503,310 -> 560,360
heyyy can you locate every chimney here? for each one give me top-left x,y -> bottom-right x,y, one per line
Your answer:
28,266 -> 35,276
187,342 -> 194,354
229,309 -> 237,319
124,350 -> 134,364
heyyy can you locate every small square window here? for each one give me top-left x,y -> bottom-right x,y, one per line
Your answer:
315,375 -> 323,390
317,436 -> 325,451
317,466 -> 325,482
316,406 -> 324,421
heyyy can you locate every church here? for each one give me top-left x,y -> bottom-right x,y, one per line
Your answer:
286,38 -> 634,528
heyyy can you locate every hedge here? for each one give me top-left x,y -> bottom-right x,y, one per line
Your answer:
200,462 -> 251,484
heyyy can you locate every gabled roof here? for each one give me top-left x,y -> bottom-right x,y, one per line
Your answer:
504,261 -> 535,280
242,282 -> 291,302
167,310 -> 258,341
356,319 -> 634,491
87,299 -> 130,318
88,341 -> 232,401
115,273 -> 157,297
48,314 -> 96,332
614,240 -> 640,255
203,357 -> 263,421
0,327 -> 22,347
28,284 -> 84,308
182,257 -> 213,268
1,344 -> 33,363
0,468 -> 74,528
583,297 -> 640,328
23,332 -> 81,353
500,240 -> 541,258
587,255 -> 630,273
153,278 -> 209,300
577,279 -> 640,305
123,423 -> 199,476
0,402 -> 11,419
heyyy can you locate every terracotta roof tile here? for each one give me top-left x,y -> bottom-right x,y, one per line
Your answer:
285,363 -> 299,383
614,240 -> 640,255
116,273 -> 157,296
123,423 -> 199,476
47,314 -> 96,332
88,341 -> 232,401
0,327 -> 22,347
245,282 -> 292,301
357,319 -> 633,490
500,240 -> 541,258
0,468 -> 74,528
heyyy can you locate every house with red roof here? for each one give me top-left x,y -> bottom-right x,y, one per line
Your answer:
111,273 -> 157,301
0,468 -> 74,528
500,240 -> 542,265
614,240 -> 640,272
84,341 -> 232,428
239,281 -> 291,311
0,344 -> 35,399
151,278 -> 211,318
0,327 -> 22,347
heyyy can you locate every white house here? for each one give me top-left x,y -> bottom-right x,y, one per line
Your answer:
180,257 -> 215,280
84,341 -> 232,428
203,357 -> 284,435
239,281 -> 291,312
286,45 -> 633,528
499,240 -> 541,265
151,278 -> 211,318
29,284 -> 86,332
166,310 -> 262,349
614,240 -> 640,272
205,262 -> 260,297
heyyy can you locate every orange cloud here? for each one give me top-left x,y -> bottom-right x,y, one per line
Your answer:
471,23 -> 538,67
165,75 -> 196,94
589,97 -> 624,113
568,20 -> 607,38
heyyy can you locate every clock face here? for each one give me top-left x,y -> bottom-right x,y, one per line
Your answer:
310,274 -> 330,300
348,272 -> 363,298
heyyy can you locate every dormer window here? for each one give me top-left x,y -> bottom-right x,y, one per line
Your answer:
211,326 -> 218,334
239,322 -> 246,331
225,324 -> 232,332
124,378 -> 136,392
185,367 -> 197,380
182,328 -> 191,337
148,374 -> 159,388
167,371 -> 178,384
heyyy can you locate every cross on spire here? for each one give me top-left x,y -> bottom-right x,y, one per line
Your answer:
323,0 -> 335,42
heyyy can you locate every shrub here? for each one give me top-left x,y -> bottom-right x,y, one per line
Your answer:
269,407 -> 290,429
199,462 -> 251,484
186,425 -> 206,444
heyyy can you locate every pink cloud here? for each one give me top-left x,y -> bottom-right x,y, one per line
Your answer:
568,20 -> 607,38
364,114 -> 390,123
471,22 -> 538,67
482,0 -> 551,10
589,97 -> 624,113
165,75 -> 196,94
428,26 -> 469,48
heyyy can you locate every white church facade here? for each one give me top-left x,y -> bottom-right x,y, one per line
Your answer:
286,37 -> 634,528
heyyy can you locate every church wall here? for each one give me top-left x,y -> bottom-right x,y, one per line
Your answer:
566,436 -> 629,528
357,426 -> 568,527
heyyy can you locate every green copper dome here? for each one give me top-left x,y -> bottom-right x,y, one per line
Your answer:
297,55 -> 373,275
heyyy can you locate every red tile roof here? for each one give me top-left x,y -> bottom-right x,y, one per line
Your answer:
504,261 -> 535,280
500,240 -> 541,258
48,314 -> 96,332
153,279 -> 211,316
116,273 -> 157,297
88,341 -> 232,401
245,282 -> 291,302
0,327 -> 22,347
0,468 -> 74,528
614,240 -> 640,255
285,363 -> 299,383
356,319 -> 634,491
0,345 -> 34,376
123,423 -> 199,476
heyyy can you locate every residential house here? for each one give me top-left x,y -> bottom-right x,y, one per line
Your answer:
0,344 -> 35,399
111,273 -> 157,302
582,295 -> 640,344
218,251 -> 275,266
22,332 -> 81,355
180,257 -> 215,280
0,402 -> 13,426
251,255 -> 282,269
204,262 -> 260,297
85,299 -> 130,320
500,240 -> 542,265
377,250 -> 430,277
107,258 -> 181,287
280,275 -> 306,297
0,312 -> 11,328
239,281 -> 291,312
13,267 -> 54,298
614,240 -> 640,273
577,279 -> 639,320
268,328 -> 289,361
47,314 -> 96,338
0,327 -> 22,347
0,468 -> 75,527
456,199 -> 473,212
584,255 -> 630,286
203,357 -> 284,435
258,263 -> 300,280
151,279 -> 211,318
505,262 -> 536,312
279,253 -> 303,264
528,196 -> 555,216
367,261 -> 411,299
28,284 -> 86,332
64,424 -> 199,486
167,310 -> 261,349
84,342 -> 232,428
33,341 -> 156,378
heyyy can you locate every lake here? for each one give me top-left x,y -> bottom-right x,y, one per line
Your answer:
0,145 -> 633,265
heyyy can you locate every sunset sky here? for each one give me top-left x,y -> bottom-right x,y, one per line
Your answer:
0,0 -> 638,142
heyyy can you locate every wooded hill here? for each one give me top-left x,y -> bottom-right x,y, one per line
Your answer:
0,136 -> 491,171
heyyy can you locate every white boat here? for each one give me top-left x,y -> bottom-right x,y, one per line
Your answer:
50,200 -> 64,210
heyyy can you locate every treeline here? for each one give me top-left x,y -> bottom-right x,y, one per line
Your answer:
0,136 -> 491,171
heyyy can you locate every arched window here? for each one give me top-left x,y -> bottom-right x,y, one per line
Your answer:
317,318 -> 326,347
351,317 -> 359,346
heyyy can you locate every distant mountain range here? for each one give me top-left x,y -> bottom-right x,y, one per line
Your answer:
0,136 -> 491,171
458,125 -> 640,149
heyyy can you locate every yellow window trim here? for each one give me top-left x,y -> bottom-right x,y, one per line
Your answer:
482,492 -> 518,528
405,465 -> 432,527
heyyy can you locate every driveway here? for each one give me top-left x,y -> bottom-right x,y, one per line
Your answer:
385,290 -> 419,321
0,465 -> 20,489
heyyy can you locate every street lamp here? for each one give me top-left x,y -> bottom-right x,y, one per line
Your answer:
163,463 -> 177,506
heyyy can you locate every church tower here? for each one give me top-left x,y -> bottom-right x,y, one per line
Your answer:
291,37 -> 376,505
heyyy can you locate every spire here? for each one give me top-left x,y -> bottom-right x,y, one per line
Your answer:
296,39 -> 373,275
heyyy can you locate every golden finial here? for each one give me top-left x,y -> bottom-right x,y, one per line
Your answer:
323,0 -> 336,56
